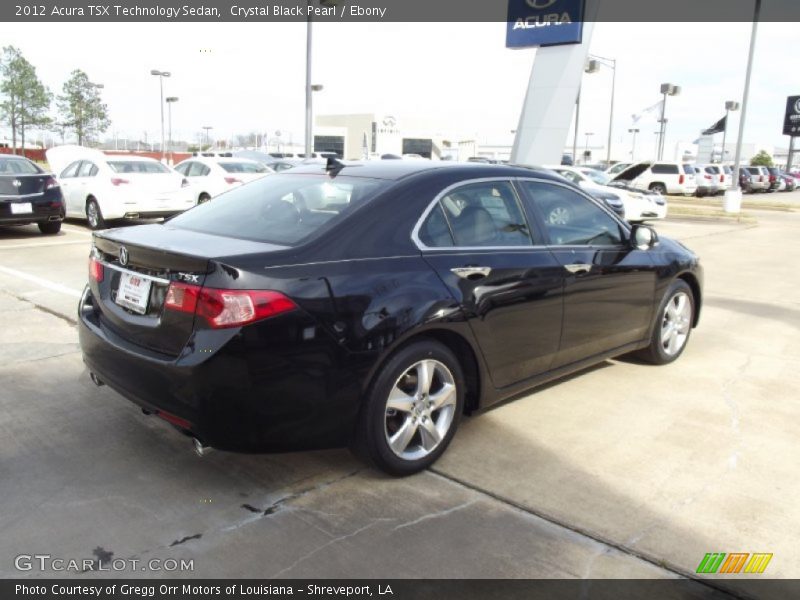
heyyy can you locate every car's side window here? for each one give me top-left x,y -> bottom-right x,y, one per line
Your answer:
652,163 -> 679,175
522,181 -> 624,247
60,161 -> 82,179
418,203 -> 454,247
187,162 -> 207,177
174,163 -> 190,176
430,181 -> 532,247
78,161 -> 97,177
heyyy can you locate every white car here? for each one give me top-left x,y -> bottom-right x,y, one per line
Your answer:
611,161 -> 698,196
174,156 -> 273,203
703,164 -> 732,194
46,146 -> 194,230
547,165 -> 667,222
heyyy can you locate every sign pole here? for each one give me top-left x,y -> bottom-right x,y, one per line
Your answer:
788,135 -> 795,172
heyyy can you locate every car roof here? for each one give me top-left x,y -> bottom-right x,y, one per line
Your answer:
284,160 -> 563,182
105,155 -> 162,163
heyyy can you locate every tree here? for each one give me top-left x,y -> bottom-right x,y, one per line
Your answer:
57,69 -> 109,146
0,46 -> 52,154
750,150 -> 773,167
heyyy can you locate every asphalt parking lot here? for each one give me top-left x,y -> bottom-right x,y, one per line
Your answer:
1,198 -> 798,592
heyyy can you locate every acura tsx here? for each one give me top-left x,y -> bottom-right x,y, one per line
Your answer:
79,160 -> 702,475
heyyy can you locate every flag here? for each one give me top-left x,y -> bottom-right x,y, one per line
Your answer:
702,115 -> 727,135
631,100 -> 664,124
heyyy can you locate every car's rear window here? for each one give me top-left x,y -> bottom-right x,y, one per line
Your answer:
168,174 -> 389,245
218,161 -> 272,174
682,164 -> 695,174
108,161 -> 170,174
0,157 -> 42,174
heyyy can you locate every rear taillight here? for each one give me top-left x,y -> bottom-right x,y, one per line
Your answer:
224,176 -> 242,185
111,178 -> 129,186
44,176 -> 59,189
720,174 -> 724,182
164,283 -> 296,328
181,178 -> 189,188
679,174 -> 685,184
89,257 -> 104,283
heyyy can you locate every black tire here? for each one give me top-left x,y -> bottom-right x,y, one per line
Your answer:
353,339 -> 465,476
86,198 -> 106,230
635,279 -> 695,365
649,183 -> 667,195
198,193 -> 211,204
38,221 -> 62,235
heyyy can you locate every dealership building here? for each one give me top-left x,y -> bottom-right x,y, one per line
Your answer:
313,113 -> 460,160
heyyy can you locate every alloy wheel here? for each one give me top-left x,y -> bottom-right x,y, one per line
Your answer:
87,202 -> 99,228
661,291 -> 692,356
384,359 -> 457,461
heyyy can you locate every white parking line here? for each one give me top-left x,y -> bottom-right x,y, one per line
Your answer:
0,265 -> 83,298
0,240 -> 90,250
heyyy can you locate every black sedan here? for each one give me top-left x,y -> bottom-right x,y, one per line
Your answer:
79,161 -> 702,475
0,155 -> 65,234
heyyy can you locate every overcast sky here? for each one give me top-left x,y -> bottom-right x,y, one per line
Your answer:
0,21 -> 794,156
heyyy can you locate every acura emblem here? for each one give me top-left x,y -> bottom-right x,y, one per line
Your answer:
12,179 -> 21,187
526,0 -> 558,8
119,246 -> 129,266
795,98 -> 800,114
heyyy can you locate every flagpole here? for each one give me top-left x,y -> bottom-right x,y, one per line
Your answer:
727,0 -> 760,213
719,109 -> 729,164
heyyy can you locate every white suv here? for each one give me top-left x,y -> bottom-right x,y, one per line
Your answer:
611,161 -> 698,196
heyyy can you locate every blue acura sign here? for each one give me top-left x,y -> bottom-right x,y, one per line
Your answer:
506,0 -> 586,48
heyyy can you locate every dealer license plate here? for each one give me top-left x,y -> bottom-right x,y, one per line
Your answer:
115,271 -> 152,314
10,202 -> 33,214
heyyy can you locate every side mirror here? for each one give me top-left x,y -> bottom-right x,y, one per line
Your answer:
630,224 -> 659,250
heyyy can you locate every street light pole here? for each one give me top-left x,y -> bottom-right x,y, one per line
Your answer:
657,83 -> 680,160
584,132 -> 594,163
150,70 -> 171,161
731,0 -> 761,205
572,88 -> 581,165
628,128 -> 639,161
304,10 -> 313,158
202,126 -> 213,150
586,55 -> 617,166
166,97 -> 178,164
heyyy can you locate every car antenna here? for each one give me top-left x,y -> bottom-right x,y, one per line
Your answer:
325,156 -> 346,174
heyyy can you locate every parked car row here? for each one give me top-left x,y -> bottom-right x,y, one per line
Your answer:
43,146 -> 275,229
602,161 -> 797,197
546,165 -> 667,222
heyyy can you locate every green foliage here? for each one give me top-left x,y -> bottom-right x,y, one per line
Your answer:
0,45 -> 52,153
57,69 -> 109,146
749,150 -> 773,167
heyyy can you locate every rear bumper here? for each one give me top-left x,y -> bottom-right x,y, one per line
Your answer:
0,194 -> 65,224
78,286 -> 365,452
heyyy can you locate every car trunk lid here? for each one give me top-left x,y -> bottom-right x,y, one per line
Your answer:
0,173 -> 54,196
90,224 -> 289,356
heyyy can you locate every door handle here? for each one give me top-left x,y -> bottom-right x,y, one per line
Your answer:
451,266 -> 491,279
564,263 -> 591,275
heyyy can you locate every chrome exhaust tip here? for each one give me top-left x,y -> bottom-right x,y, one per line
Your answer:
193,437 -> 212,457
89,372 -> 105,387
